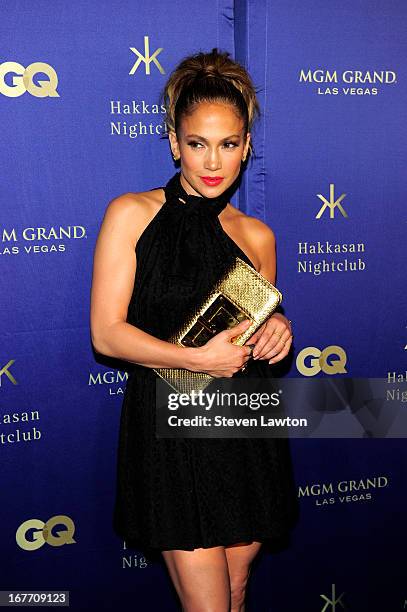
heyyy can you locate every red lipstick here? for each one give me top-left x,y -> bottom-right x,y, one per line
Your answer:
200,176 -> 224,187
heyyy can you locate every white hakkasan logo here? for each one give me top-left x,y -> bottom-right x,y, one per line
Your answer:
129,36 -> 164,75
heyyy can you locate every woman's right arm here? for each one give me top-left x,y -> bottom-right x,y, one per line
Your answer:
90,194 -> 251,376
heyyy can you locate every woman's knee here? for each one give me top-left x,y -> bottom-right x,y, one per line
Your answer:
230,570 -> 250,609
226,542 -> 261,610
162,547 -> 230,611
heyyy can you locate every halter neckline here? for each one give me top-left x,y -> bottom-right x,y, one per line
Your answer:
163,171 -> 231,217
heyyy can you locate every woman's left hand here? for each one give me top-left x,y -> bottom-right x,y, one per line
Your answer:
248,313 -> 293,364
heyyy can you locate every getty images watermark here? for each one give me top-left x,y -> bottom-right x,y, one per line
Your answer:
155,377 -> 407,439
166,388 -> 307,430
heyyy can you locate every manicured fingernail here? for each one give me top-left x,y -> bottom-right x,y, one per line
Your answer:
269,359 -> 274,364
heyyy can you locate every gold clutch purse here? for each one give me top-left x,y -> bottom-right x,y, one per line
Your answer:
154,256 -> 282,395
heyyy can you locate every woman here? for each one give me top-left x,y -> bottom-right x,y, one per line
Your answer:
90,48 -> 298,611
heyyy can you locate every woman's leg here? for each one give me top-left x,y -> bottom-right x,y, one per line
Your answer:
161,545 -> 230,612
225,541 -> 263,612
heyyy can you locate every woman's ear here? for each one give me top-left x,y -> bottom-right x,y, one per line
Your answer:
243,132 -> 251,161
168,130 -> 180,160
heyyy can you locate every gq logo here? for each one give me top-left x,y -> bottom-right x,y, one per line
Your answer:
0,62 -> 59,97
296,346 -> 347,376
16,515 -> 76,550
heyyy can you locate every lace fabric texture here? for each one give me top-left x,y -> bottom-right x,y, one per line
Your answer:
113,172 -> 299,551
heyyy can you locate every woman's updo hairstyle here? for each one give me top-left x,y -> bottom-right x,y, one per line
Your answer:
161,48 -> 261,160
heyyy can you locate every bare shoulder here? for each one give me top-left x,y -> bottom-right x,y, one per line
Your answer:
223,205 -> 276,249
102,187 -> 165,246
220,204 -> 276,279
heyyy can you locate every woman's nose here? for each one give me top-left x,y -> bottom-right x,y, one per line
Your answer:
204,150 -> 221,170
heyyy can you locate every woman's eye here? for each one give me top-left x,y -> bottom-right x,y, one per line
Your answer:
187,141 -> 239,150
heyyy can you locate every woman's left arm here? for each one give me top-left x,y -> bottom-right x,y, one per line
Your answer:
247,221 -> 293,364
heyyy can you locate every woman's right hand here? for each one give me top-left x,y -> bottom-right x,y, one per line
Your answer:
192,319 -> 253,378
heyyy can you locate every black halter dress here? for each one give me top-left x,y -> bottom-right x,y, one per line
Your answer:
113,171 -> 299,552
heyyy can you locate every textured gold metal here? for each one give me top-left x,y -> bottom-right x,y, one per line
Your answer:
154,256 -> 282,395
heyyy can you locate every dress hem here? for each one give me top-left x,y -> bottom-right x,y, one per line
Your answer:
113,525 -> 294,553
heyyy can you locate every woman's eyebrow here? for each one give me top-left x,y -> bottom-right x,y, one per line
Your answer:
185,133 -> 241,142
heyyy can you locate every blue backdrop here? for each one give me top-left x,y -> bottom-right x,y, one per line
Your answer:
1,1 -> 406,610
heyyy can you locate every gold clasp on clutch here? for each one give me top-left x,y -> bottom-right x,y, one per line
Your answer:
181,294 -> 249,348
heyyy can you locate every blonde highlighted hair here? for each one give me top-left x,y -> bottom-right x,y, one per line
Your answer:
160,48 -> 261,159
